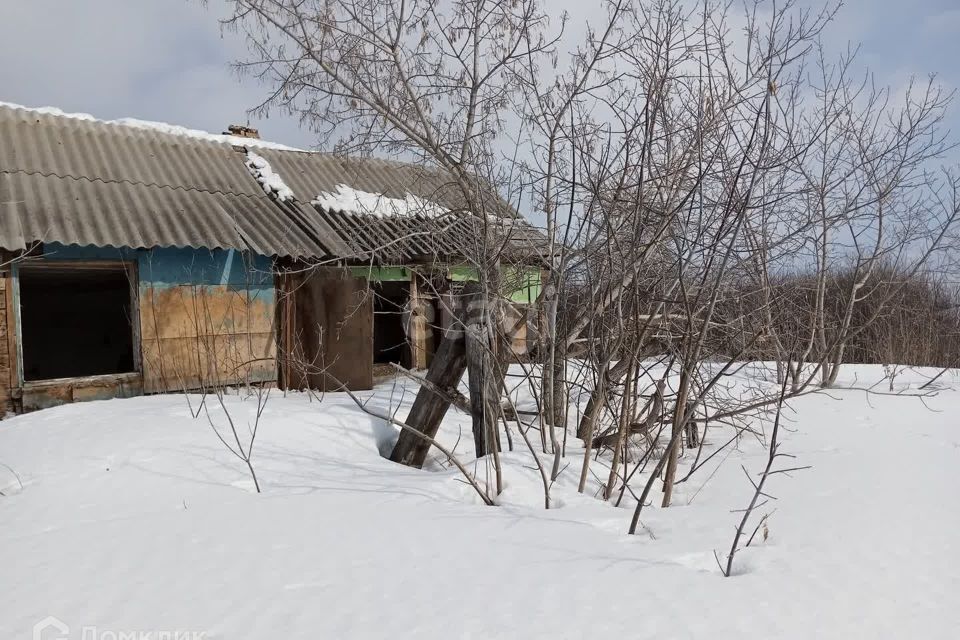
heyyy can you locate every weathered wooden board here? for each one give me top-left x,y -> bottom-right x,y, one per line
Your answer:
408,275 -> 431,370
279,268 -> 373,391
141,332 -> 276,393
140,284 -> 277,393
21,372 -> 142,412
389,331 -> 468,467
140,285 -> 275,340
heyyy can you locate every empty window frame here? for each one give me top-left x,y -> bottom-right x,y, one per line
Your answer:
17,263 -> 138,382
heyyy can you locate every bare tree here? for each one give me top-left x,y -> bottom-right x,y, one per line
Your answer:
222,0 -> 960,543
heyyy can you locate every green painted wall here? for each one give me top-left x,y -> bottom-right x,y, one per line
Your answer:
350,266 -> 411,282
503,267 -> 542,304
447,265 -> 541,303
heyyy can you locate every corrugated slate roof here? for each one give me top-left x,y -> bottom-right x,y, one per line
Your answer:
316,207 -> 549,262
258,149 -> 549,261
0,105 -> 347,258
256,149 -> 517,218
0,104 -> 547,262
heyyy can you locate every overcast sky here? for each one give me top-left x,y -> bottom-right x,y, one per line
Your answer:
2,0 -> 960,151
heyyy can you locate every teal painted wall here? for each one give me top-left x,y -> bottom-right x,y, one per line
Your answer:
33,243 -> 277,393
40,243 -> 273,295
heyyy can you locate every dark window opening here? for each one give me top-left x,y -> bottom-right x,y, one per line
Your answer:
372,280 -> 410,368
428,296 -> 444,365
19,265 -> 136,381
422,276 -> 450,368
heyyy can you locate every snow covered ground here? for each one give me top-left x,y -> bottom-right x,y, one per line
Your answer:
1,365 -> 958,639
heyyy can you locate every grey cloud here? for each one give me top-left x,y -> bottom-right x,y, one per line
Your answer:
0,0 -> 310,147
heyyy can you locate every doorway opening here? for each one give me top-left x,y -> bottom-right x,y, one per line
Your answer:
372,280 -> 411,368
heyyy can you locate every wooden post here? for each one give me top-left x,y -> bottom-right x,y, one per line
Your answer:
390,281 -> 507,465
465,321 -> 501,458
460,282 -> 503,458
281,272 -> 294,389
388,330 -> 467,467
1,254 -> 20,413
408,274 -> 431,370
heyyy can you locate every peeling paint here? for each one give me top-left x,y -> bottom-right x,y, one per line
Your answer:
21,243 -> 278,401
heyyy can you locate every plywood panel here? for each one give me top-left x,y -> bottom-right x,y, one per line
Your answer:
141,334 -> 276,393
140,284 -> 277,393
140,285 -> 275,340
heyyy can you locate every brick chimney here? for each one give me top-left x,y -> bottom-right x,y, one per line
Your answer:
224,124 -> 260,139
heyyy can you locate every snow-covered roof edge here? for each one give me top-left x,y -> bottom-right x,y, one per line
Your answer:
312,184 -> 451,218
0,101 -> 303,151
246,151 -> 295,202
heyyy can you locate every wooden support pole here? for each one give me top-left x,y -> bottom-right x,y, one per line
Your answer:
388,331 -> 467,467
465,321 -> 501,458
390,281 -> 507,466
408,274 -> 430,370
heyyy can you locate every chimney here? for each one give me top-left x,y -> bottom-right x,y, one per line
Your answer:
224,124 -> 260,139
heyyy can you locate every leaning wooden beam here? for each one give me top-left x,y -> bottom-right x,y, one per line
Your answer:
388,331 -> 468,468
329,370 -> 493,506
390,362 -> 470,414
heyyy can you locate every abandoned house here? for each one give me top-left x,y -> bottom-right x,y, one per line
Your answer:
0,103 -> 547,413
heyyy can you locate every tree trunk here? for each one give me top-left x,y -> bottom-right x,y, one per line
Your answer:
684,400 -> 700,449
577,375 -> 606,493
540,277 -> 566,429
661,368 -> 691,507
576,357 -> 631,440
466,323 -> 501,457
576,392 -> 600,442
604,356 -> 636,500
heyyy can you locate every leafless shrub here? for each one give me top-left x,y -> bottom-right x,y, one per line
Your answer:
718,368 -> 808,577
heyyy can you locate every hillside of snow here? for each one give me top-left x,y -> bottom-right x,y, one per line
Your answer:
1,364 -> 958,639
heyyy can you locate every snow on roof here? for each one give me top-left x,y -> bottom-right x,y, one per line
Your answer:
245,151 -> 295,202
0,101 -> 302,151
312,184 -> 451,218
